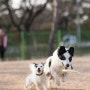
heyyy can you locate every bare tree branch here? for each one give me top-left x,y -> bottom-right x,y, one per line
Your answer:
4,0 -> 19,28
25,1 -> 48,31
19,9 -> 28,25
1,0 -> 49,32
28,0 -> 33,8
49,0 -> 60,55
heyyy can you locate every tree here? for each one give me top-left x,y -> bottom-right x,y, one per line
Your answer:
48,0 -> 60,55
1,0 -> 49,32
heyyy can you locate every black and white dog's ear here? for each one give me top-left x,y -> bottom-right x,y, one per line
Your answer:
68,47 -> 74,56
58,46 -> 66,55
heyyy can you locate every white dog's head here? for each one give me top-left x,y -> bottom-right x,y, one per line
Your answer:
57,46 -> 74,69
30,63 -> 44,76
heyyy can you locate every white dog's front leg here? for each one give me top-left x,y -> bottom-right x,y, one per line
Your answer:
35,84 -> 40,90
43,82 -> 47,90
51,69 -> 60,86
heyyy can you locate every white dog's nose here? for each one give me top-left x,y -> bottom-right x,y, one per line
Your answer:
38,68 -> 41,72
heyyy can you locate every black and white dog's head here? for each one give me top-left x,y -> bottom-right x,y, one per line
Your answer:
58,46 -> 74,69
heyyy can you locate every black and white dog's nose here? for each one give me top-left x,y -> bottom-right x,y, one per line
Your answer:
66,64 -> 69,67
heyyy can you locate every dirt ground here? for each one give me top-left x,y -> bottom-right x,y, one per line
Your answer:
0,56 -> 90,90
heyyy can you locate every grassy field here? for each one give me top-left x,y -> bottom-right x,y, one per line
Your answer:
0,56 -> 90,90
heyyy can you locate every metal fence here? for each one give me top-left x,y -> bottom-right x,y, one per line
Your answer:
5,30 -> 90,60
6,31 -> 53,60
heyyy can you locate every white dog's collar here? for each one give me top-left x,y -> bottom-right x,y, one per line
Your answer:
36,72 -> 43,76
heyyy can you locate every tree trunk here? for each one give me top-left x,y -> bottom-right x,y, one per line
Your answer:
48,0 -> 60,55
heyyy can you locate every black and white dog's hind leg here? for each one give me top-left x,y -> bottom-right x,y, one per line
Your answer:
44,56 -> 52,76
51,68 -> 61,86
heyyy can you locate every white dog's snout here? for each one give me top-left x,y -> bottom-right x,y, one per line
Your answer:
38,68 -> 41,72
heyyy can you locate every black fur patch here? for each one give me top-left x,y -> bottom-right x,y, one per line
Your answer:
59,55 -> 66,60
58,46 -> 66,59
49,60 -> 51,67
68,47 -> 74,56
58,46 -> 66,56
69,56 -> 72,62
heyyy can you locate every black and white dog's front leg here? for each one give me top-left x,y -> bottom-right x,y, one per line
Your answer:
62,73 -> 68,82
35,84 -> 40,90
51,68 -> 60,86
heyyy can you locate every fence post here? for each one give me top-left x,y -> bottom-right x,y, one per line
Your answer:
20,31 -> 25,60
57,30 -> 61,46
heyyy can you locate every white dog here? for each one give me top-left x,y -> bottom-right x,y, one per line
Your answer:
25,63 -> 47,90
44,46 -> 74,86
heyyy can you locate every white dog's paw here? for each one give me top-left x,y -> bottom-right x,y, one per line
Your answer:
56,79 -> 60,86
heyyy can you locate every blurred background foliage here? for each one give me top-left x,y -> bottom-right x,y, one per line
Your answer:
0,0 -> 90,60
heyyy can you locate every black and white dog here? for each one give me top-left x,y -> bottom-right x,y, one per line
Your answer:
44,46 -> 74,86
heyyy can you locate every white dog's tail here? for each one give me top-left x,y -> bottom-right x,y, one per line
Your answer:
29,63 -> 35,73
44,56 -> 52,75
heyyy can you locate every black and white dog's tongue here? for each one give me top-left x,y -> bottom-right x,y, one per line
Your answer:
65,67 -> 68,69
65,65 -> 73,70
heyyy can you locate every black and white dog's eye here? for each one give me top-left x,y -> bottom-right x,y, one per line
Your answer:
69,57 -> 72,62
60,55 -> 66,60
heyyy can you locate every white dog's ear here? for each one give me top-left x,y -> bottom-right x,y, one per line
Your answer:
68,47 -> 74,56
41,62 -> 45,66
58,46 -> 66,55
33,63 -> 37,67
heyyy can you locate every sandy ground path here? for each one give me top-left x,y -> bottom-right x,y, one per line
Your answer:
0,56 -> 90,90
